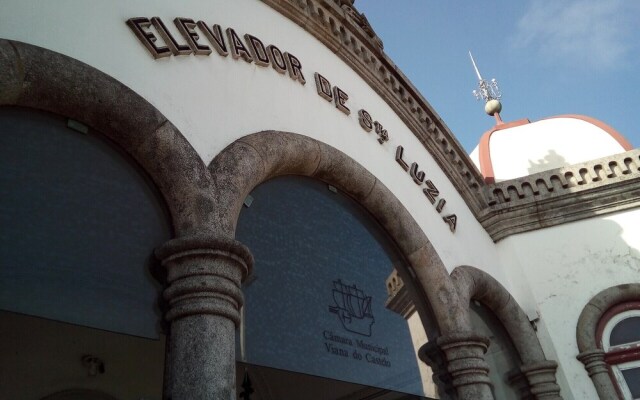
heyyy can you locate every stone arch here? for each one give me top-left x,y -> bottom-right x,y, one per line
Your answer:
451,265 -> 562,399
207,130 -> 494,399
0,38 -> 233,400
0,39 -> 214,236
576,283 -> 640,400
209,130 -> 465,333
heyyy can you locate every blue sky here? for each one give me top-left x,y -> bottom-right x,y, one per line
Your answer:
357,0 -> 640,152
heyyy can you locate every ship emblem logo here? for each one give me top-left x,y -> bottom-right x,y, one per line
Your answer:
328,279 -> 375,336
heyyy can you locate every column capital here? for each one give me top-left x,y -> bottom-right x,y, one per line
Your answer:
436,332 -> 494,399
576,349 -> 608,377
156,234 -> 253,275
577,349 -> 621,400
520,360 -> 562,399
419,341 -> 455,399
506,368 -> 534,400
156,234 -> 254,326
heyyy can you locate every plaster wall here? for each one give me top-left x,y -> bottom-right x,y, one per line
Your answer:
0,1 -> 506,282
406,312 -> 438,398
470,117 -> 627,181
496,208 -> 640,399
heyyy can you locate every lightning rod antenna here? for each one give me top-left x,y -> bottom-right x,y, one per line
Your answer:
469,51 -> 503,124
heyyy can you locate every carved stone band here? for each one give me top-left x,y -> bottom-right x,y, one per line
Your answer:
576,349 -> 609,377
520,360 -> 562,399
437,332 -> 492,388
156,235 -> 254,326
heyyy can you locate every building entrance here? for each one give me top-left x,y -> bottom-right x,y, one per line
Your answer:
236,362 -> 433,400
235,176 -> 439,398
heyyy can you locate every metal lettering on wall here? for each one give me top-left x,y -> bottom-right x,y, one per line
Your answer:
127,16 -> 458,232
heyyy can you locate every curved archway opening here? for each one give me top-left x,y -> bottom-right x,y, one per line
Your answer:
234,176 -> 439,399
0,107 -> 171,399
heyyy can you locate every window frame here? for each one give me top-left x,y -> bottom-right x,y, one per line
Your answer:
596,302 -> 640,400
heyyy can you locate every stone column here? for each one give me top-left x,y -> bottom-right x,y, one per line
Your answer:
577,349 -> 619,400
156,235 -> 253,400
437,333 -> 495,400
520,360 -> 562,399
507,368 -> 534,400
419,341 -> 456,400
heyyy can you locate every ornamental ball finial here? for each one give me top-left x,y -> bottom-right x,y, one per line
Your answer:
485,99 -> 502,116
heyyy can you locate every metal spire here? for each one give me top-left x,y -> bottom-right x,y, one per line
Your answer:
469,51 -> 503,121
469,51 -> 501,102
469,51 -> 483,81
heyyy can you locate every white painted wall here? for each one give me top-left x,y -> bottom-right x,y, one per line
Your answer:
470,117 -> 627,181
4,2 -> 639,400
497,209 -> 640,399
0,0 -> 507,285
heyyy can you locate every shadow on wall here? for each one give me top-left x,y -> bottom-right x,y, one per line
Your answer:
527,150 -> 568,175
523,215 -> 640,398
534,215 -> 640,303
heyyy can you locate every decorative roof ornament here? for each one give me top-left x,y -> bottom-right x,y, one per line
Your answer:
469,51 -> 503,123
333,0 -> 383,49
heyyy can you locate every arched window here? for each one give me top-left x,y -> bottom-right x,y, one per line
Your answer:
469,301 -> 525,400
0,107 -> 170,399
577,285 -> 640,400
235,176 -> 437,399
598,303 -> 640,399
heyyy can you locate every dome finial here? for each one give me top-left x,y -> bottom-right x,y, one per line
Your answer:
469,51 -> 503,124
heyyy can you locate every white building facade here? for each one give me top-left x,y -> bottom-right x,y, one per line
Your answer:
0,1 -> 637,399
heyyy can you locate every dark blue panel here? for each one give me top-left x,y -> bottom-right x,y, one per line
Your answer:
621,367 -> 640,397
610,316 -> 640,347
236,176 -> 427,396
0,108 -> 171,338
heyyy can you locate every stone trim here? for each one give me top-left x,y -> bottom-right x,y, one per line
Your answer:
259,0 -> 488,216
156,235 -> 254,325
0,39 -> 215,237
577,284 -> 640,352
520,361 -> 564,400
451,266 -> 562,399
476,115 -> 632,185
156,234 -> 254,400
436,332 -> 494,399
208,130 -> 471,332
384,269 -> 416,318
477,118 -> 532,184
208,130 -> 498,399
419,341 -> 456,399
479,149 -> 640,241
0,39 -> 250,400
576,284 -> 640,400
260,1 -> 640,244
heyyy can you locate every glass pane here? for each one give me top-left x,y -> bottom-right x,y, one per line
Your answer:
0,108 -> 171,338
236,177 -> 433,398
611,316 -> 640,346
0,311 -> 165,399
621,367 -> 640,398
236,362 -> 429,400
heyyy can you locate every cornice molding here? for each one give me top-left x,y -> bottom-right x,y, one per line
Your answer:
261,1 -> 638,242
260,0 -> 489,215
479,149 -> 640,241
